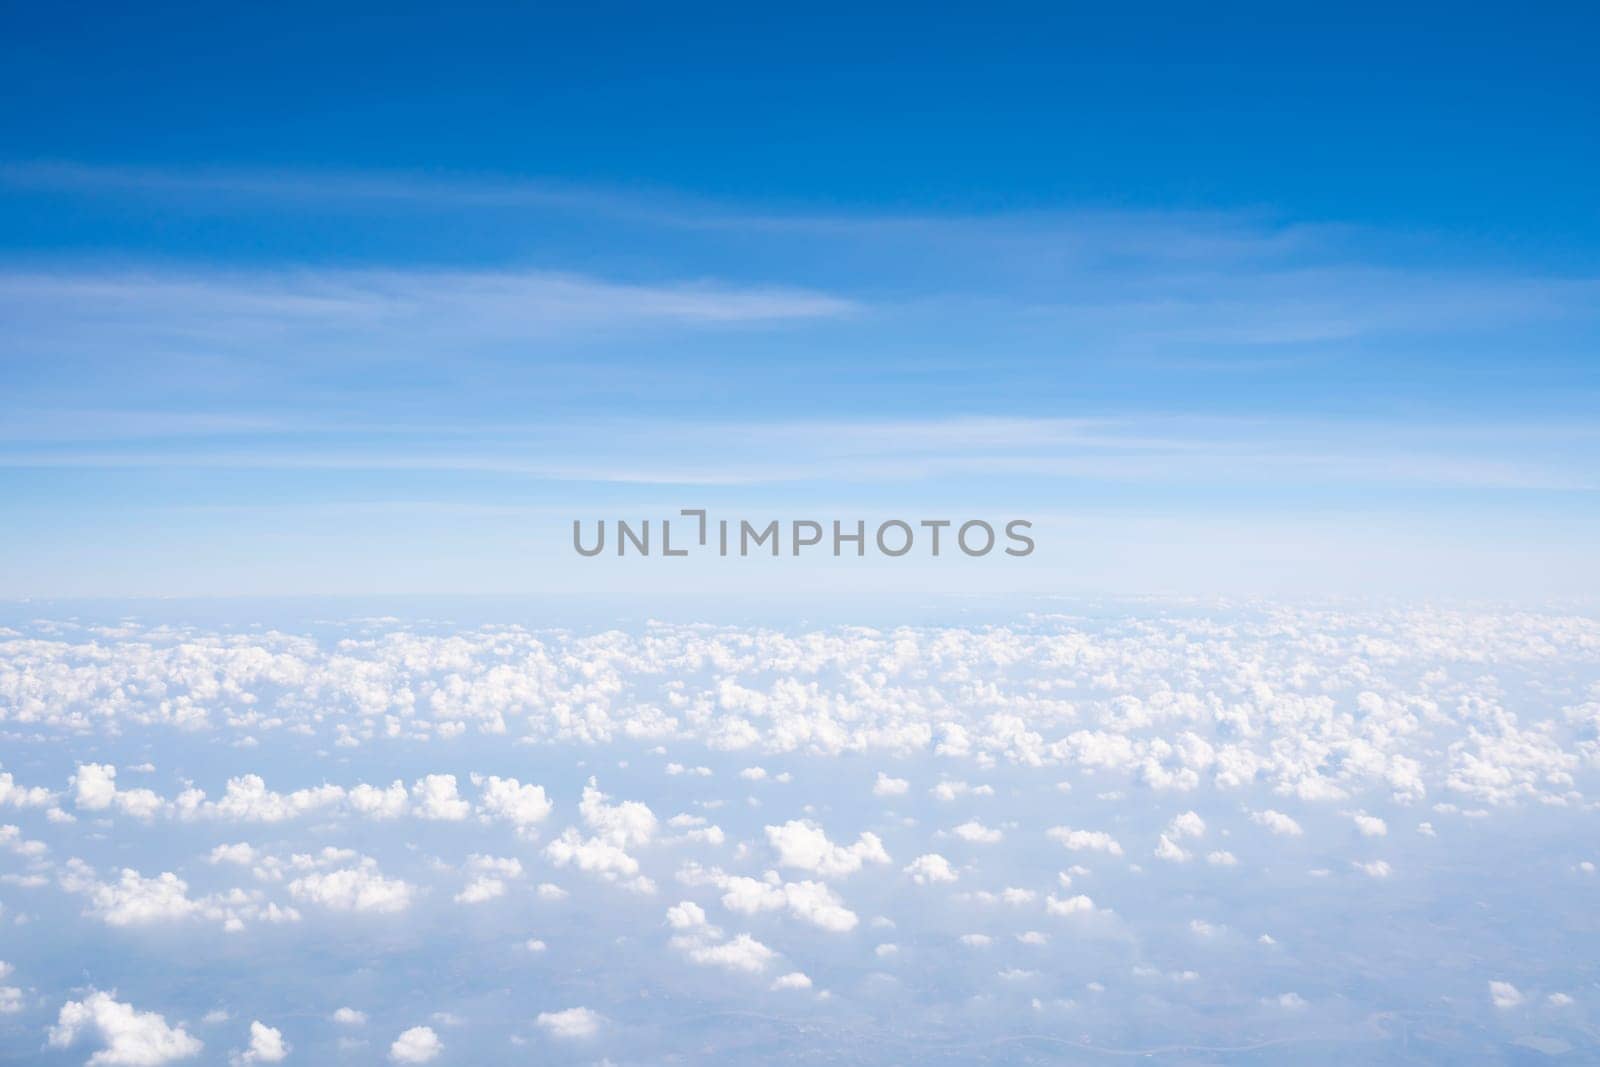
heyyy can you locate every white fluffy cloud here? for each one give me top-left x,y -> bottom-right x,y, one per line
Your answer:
1489,980 -> 1524,1009
1168,811 -> 1206,838
579,778 -> 657,846
1047,828 -> 1124,856
1153,834 -> 1191,863
288,861 -> 413,913
1046,894 -> 1097,916
685,932 -> 777,973
765,820 -> 889,878
1251,810 -> 1304,837
931,780 -> 994,801
666,900 -> 709,929
872,772 -> 909,796
232,1021 -> 289,1064
454,877 -> 505,904
682,866 -> 859,933
1353,813 -> 1388,837
535,1006 -> 602,1039
779,879 -> 859,932
64,862 -> 300,933
544,829 -> 652,893
200,775 -> 344,823
388,1025 -> 442,1063
410,775 -> 470,820
347,781 -> 408,819
950,820 -> 1002,844
541,778 -> 658,892
68,764 -> 164,820
71,763 -> 119,811
49,991 -> 203,1066
0,771 -> 53,809
903,854 -> 958,885
473,774 -> 553,832
84,870 -> 199,926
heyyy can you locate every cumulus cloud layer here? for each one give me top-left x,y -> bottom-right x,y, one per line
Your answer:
3,608 -> 1594,811
1,605 -> 1596,1061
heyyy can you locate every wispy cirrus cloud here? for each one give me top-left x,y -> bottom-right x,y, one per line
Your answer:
4,161 -> 1598,368
0,414 -> 1593,491
0,266 -> 854,342
2,161 -> 1598,598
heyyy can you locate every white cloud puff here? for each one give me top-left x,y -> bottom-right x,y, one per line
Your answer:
1352,813 -> 1388,837
950,820 -> 1002,844
199,775 -> 344,823
667,900 -> 709,930
931,780 -> 994,801
288,861 -> 413,913
1488,981 -> 1524,1009
540,779 -> 658,892
454,877 -> 505,904
347,781 -> 408,819
1251,810 -> 1303,837
544,829 -> 653,893
1047,828 -> 1124,856
410,775 -> 471,821
0,771 -> 53,809
701,871 -> 858,932
579,778 -> 657,847
1168,812 -> 1206,838
1154,835 -> 1191,863
71,763 -> 120,811
232,1021 -> 289,1064
535,1007 -> 602,1039
903,854 -> 958,885
473,774 -> 552,833
388,1025 -> 442,1063
49,991 -> 203,1066
685,932 -> 777,973
872,773 -> 909,796
775,879 -> 858,932
765,820 -> 889,878
85,870 -> 199,926
1046,894 -> 1097,916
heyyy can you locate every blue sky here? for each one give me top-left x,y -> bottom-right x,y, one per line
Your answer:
5,15 -> 1600,1065
1,5 -> 1597,598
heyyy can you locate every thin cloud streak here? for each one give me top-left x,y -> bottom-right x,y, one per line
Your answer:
0,267 -> 856,345
1,414 -> 1593,491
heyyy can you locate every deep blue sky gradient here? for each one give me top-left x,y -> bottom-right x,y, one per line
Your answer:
0,4 -> 1596,598
4,4 -> 1596,241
